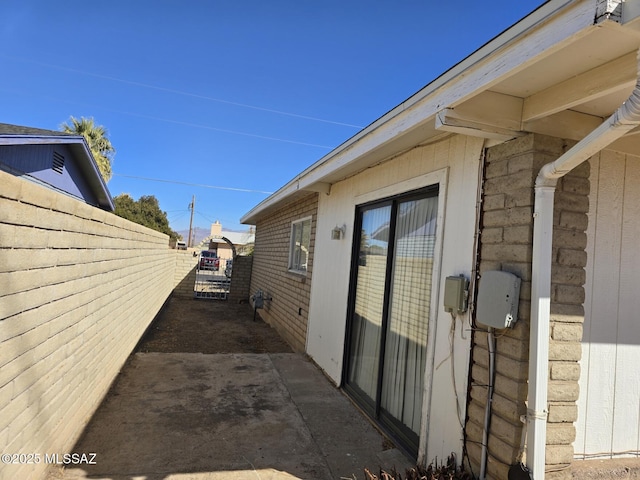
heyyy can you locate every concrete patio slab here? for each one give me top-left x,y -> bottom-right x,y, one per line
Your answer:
48,351 -> 412,480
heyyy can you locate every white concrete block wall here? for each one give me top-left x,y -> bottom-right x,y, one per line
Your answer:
0,170 -> 175,480
173,249 -> 198,298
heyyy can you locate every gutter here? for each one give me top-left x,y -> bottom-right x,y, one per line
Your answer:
527,48 -> 640,479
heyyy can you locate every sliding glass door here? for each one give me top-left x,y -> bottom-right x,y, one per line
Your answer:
344,187 -> 438,456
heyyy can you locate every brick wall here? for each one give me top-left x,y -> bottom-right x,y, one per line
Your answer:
173,249 -> 198,298
466,134 -> 588,480
228,255 -> 252,303
0,170 -> 175,480
250,193 -> 318,352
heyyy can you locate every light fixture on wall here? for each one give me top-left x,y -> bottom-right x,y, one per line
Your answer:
331,225 -> 345,240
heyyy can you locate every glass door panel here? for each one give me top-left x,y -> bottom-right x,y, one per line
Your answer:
346,204 -> 392,405
344,187 -> 438,457
380,196 -> 438,444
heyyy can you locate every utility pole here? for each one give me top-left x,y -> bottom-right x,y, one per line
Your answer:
187,195 -> 195,247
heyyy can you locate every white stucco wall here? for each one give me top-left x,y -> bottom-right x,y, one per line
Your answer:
306,134 -> 484,463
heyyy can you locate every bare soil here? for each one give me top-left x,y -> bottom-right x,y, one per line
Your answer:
135,295 -> 293,354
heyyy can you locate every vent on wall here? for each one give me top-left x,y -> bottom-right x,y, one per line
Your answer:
52,151 -> 65,174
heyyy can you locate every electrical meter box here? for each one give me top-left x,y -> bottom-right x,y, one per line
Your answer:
476,270 -> 521,329
444,275 -> 469,314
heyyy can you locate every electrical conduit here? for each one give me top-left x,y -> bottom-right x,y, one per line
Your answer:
527,48 -> 640,479
480,328 -> 496,480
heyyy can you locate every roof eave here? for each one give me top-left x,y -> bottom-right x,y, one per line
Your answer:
241,0 -> 585,225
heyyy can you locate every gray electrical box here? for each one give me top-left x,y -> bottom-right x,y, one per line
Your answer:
444,275 -> 469,314
476,271 -> 521,329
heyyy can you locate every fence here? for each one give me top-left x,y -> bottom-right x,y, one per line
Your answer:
0,170 -> 175,480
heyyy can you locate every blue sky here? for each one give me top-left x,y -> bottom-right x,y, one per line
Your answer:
1,1 -> 545,233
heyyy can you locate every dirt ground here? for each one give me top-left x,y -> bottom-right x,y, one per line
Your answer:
136,295 -> 294,354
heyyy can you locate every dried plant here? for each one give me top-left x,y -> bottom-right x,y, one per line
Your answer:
358,453 -> 473,480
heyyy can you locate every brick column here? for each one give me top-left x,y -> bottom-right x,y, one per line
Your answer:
229,255 -> 253,303
466,134 -> 588,480
173,250 -> 198,298
546,160 -> 589,474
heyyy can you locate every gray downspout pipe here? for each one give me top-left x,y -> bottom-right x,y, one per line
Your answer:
527,49 -> 640,479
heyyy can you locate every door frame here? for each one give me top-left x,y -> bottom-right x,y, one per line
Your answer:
341,169 -> 448,460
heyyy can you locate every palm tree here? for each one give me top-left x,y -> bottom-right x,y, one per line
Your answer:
61,116 -> 115,182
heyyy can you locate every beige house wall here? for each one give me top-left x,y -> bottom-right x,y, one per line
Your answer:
250,192 -> 318,352
467,134 -> 588,480
0,170 -> 175,480
307,134 -> 484,462
215,243 -> 234,261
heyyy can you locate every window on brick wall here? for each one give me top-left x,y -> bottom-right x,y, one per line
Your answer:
289,216 -> 312,274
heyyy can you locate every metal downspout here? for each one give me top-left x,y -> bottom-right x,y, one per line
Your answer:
527,49 -> 640,479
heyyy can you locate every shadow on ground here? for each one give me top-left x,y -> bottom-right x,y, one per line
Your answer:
47,296 -> 411,480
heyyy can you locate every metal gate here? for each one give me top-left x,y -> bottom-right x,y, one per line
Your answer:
194,256 -> 231,300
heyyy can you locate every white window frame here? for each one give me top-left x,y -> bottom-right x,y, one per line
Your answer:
288,216 -> 312,274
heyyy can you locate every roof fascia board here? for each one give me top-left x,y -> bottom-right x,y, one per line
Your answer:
69,142 -> 115,211
241,0 -> 595,224
369,0 -> 581,126
0,135 -> 85,146
302,0 -> 588,181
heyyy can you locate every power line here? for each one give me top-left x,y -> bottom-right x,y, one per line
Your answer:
195,211 -> 215,224
1,54 -> 365,129
0,88 -> 336,149
102,108 -> 336,148
112,173 -> 274,194
168,211 -> 189,222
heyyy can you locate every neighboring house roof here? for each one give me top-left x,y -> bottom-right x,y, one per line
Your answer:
0,123 -> 76,137
218,231 -> 255,245
241,0 -> 640,225
0,122 -> 114,211
204,230 -> 255,246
